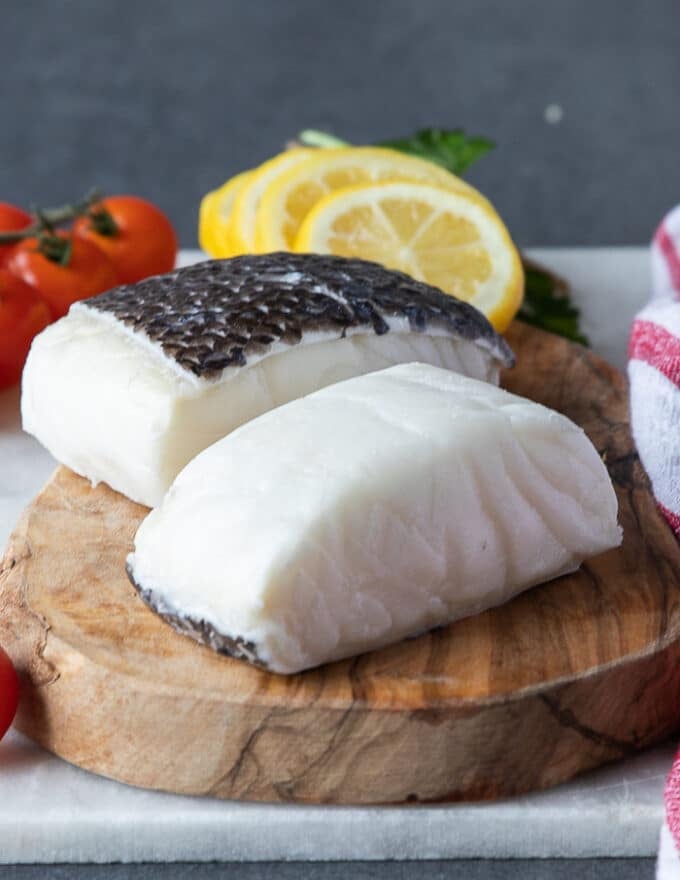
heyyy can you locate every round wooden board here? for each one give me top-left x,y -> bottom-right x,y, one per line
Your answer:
2,322 -> 680,805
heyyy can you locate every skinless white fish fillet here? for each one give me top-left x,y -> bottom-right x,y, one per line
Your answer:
128,363 -> 622,675
21,255 -> 513,507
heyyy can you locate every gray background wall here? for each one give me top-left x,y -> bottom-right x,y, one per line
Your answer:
1,0 -> 679,247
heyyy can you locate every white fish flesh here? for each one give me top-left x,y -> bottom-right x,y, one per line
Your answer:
127,362 -> 622,675
22,254 -> 514,507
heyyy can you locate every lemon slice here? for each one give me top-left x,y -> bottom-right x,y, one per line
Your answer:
229,149 -> 317,254
199,171 -> 252,257
201,170 -> 254,258
198,188 -> 221,256
256,147 -> 482,253
294,181 -> 524,332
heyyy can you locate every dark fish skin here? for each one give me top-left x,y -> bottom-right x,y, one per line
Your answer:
84,253 -> 515,380
126,562 -> 268,668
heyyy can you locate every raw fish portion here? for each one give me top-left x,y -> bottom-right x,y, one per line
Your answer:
22,254 -> 513,507
128,363 -> 622,675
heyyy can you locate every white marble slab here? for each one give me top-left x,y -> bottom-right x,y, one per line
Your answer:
0,247 -> 674,863
0,728 -> 673,863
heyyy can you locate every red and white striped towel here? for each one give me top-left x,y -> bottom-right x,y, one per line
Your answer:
659,753 -> 680,878
629,206 -> 680,540
633,209 -> 680,878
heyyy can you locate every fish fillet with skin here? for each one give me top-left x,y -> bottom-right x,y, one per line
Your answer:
128,363 -> 623,675
22,253 -> 514,507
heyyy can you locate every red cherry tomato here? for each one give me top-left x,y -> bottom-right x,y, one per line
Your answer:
73,195 -> 177,284
0,644 -> 19,741
7,233 -> 119,319
0,203 -> 33,268
0,270 -> 51,389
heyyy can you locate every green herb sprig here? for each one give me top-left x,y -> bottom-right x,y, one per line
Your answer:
377,129 -> 494,176
298,127 -> 493,177
520,261 -> 588,346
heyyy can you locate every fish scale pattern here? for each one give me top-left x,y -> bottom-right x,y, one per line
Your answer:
83,253 -> 514,378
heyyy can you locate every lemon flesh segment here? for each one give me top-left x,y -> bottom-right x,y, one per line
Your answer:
294,181 -> 524,333
256,146 -> 483,253
229,149 -> 318,255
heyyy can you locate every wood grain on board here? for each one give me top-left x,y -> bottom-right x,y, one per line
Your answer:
1,322 -> 679,804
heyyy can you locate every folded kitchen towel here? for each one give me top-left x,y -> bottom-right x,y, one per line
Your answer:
633,209 -> 680,879
659,751 -> 680,879
629,206 -> 680,539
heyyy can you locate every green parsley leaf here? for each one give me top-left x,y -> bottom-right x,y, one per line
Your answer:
297,128 -> 494,176
377,128 -> 494,175
519,260 -> 589,346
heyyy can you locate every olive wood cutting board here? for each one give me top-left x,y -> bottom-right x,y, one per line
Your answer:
1,322 -> 679,805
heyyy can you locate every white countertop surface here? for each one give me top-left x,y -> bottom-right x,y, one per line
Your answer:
0,247 -> 674,863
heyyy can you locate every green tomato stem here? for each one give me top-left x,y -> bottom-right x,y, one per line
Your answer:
0,189 -> 102,244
